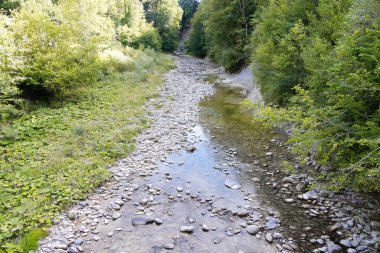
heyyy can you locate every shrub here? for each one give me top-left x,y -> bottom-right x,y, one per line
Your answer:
10,0 -> 114,98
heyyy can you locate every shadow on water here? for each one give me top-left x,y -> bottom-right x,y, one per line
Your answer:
198,81 -> 331,252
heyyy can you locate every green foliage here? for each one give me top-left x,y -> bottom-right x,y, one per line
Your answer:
9,0 -> 115,97
248,0 -> 380,192
251,0 -> 313,104
187,0 -> 257,71
179,0 -> 198,30
0,0 -> 175,250
117,0 -> 162,50
185,5 -> 207,57
177,0 -> 379,192
0,47 -> 174,251
129,28 -> 162,51
0,14 -> 23,121
19,229 -> 47,252
0,0 -> 20,14
143,0 -> 183,51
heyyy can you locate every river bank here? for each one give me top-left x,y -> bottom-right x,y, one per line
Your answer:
38,55 -> 379,253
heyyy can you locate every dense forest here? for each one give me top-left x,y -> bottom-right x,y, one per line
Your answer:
187,0 -> 379,192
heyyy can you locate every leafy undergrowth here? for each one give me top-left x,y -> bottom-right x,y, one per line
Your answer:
0,48 -> 175,252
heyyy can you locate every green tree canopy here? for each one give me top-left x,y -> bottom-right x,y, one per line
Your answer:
187,0 -> 257,71
143,0 -> 183,51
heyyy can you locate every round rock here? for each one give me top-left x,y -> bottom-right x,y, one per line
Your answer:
246,225 -> 260,235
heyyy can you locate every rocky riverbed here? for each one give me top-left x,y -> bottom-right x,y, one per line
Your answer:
38,55 -> 379,253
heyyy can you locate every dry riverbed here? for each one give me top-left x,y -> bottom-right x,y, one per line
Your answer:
38,56 -> 379,253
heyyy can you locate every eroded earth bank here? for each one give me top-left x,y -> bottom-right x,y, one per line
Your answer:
38,56 -> 379,253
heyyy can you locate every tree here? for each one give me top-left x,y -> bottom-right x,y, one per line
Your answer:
250,0 -> 380,191
179,0 -> 198,30
251,0 -> 314,104
143,0 -> 183,51
186,0 -> 257,71
9,0 -> 115,97
115,0 -> 162,50
185,0 -> 207,57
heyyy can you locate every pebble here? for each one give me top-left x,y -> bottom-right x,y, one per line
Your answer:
54,244 -> 67,250
163,243 -> 175,250
327,241 -> 342,253
202,224 -> 210,232
131,216 -> 155,226
73,238 -> 84,246
303,190 -> 318,200
154,218 -> 163,225
180,226 -> 194,233
246,225 -> 260,235
266,218 -> 280,230
68,210 -> 77,220
224,179 -> 241,189
265,233 -> 273,243
340,239 -> 351,247
112,213 -> 121,220
284,198 -> 295,203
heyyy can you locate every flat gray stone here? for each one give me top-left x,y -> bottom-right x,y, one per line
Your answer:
303,190 -> 318,200
131,216 -> 155,226
73,238 -> 84,245
327,242 -> 343,253
340,239 -> 351,247
266,217 -> 280,230
163,243 -> 175,250
225,179 -> 241,190
180,225 -> 194,233
112,212 -> 121,220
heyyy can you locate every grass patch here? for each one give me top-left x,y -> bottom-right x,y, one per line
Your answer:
0,48 -> 175,252
18,229 -> 47,252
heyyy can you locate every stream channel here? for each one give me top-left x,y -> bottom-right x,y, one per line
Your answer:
105,75 -> 331,252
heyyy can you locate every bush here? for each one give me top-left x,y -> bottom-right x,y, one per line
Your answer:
129,29 -> 162,51
10,0 -> 114,98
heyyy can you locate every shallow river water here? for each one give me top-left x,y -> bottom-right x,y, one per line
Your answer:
40,56 -> 378,253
